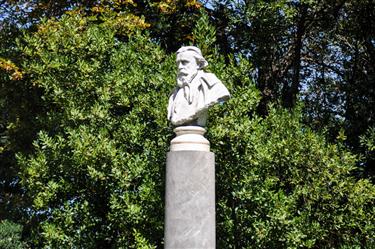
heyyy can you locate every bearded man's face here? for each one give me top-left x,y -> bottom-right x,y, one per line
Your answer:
176,51 -> 199,87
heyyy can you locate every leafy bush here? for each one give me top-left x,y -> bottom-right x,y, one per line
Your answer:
18,15 -> 173,248
210,105 -> 375,248
0,220 -> 25,249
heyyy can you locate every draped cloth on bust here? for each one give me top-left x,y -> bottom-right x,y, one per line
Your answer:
168,71 -> 230,126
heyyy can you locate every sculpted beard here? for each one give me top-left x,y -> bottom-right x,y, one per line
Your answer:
177,70 -> 198,88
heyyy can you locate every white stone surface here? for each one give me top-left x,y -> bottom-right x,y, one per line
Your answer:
165,151 -> 215,249
170,126 -> 210,152
167,46 -> 230,127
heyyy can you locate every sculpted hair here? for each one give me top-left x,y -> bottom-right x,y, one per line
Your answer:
176,46 -> 208,69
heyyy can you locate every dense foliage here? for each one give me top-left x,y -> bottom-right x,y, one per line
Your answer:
0,220 -> 25,249
209,0 -> 375,173
211,106 -> 375,248
0,0 -> 374,248
16,15 -> 174,248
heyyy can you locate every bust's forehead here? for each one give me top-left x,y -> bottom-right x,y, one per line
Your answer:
176,51 -> 196,61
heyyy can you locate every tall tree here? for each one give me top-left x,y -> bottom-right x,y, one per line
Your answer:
209,0 -> 374,175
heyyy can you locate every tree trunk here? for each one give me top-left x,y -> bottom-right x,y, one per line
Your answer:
282,4 -> 307,108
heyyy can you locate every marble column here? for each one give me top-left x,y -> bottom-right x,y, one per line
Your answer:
164,126 -> 215,249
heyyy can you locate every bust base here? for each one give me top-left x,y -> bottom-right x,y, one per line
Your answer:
170,126 -> 210,152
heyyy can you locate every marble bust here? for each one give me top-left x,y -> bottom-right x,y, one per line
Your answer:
167,46 -> 230,126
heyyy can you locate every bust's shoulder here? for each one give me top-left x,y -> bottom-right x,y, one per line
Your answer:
199,71 -> 221,87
